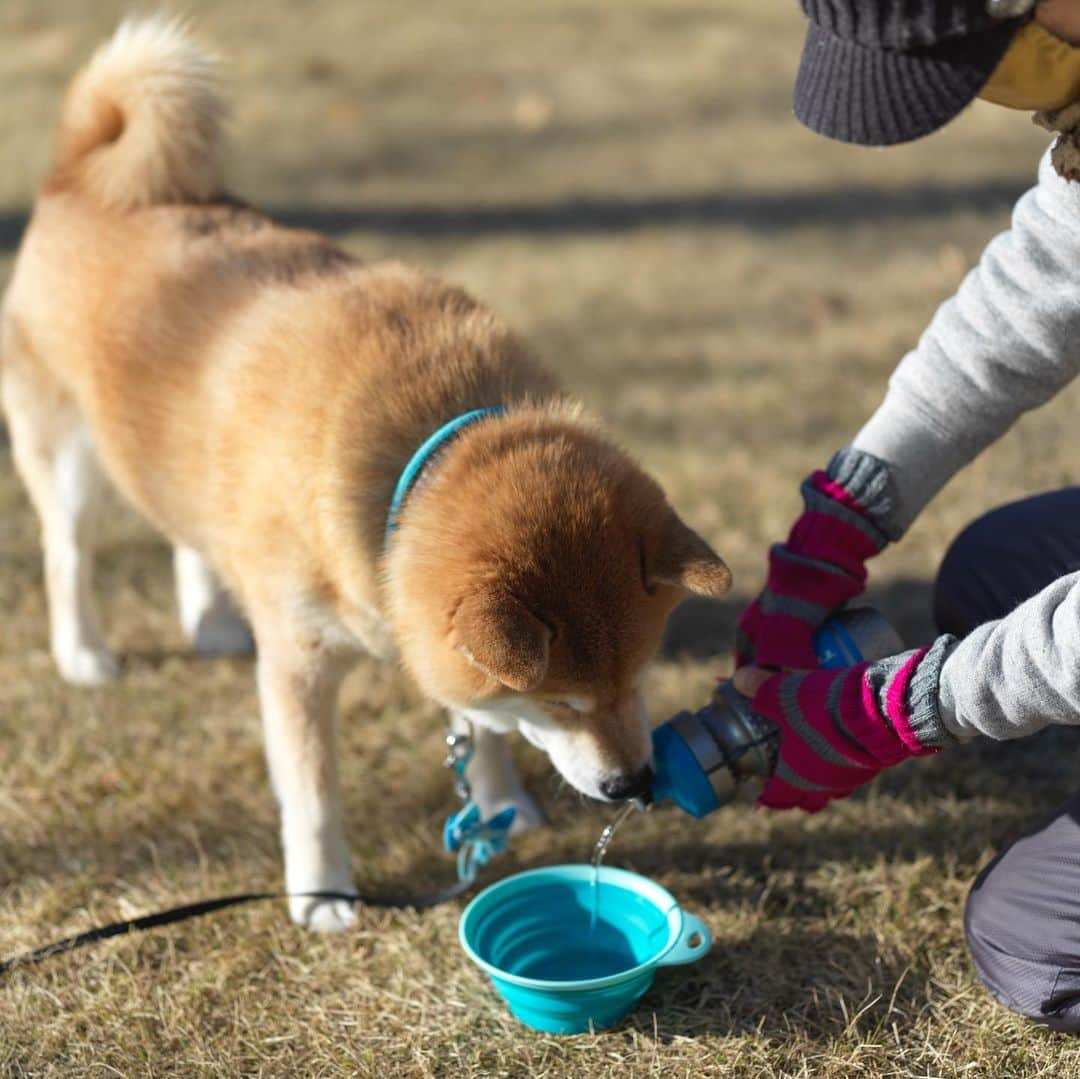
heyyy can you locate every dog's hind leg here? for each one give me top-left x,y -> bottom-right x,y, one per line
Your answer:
174,545 -> 254,656
1,352 -> 117,686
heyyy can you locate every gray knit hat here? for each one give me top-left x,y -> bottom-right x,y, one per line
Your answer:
794,0 -> 1029,146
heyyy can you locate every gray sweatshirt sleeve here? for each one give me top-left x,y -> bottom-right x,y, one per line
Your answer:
853,147 -> 1080,536
937,571 -> 1080,742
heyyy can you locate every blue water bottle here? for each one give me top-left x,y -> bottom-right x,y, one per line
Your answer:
650,608 -> 903,818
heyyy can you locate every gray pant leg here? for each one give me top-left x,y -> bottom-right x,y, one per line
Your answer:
966,795 -> 1080,1032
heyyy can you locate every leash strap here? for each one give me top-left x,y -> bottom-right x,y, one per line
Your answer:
0,879 -> 475,976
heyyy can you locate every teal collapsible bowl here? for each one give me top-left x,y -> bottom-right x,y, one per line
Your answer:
459,864 -> 711,1034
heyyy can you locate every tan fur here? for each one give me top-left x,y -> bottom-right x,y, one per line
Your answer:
1,20 -> 730,929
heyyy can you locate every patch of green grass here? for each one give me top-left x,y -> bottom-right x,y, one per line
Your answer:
3,2 -> 1080,1076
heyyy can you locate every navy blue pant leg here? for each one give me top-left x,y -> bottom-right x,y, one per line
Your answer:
933,487 -> 1080,636
935,489 -> 1080,1030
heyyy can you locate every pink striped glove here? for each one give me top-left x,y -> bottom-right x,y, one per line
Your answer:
738,638 -> 955,813
736,449 -> 896,671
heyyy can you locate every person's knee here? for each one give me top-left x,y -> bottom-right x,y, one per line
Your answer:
934,512 -> 1003,636
934,489 -> 1080,637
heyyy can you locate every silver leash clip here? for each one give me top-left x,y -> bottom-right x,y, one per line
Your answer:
442,720 -> 517,881
444,728 -> 474,801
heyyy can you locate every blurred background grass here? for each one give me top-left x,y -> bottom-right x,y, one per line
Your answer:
3,1 -> 1080,1076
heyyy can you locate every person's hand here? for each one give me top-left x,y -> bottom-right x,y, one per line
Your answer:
732,647 -> 942,813
736,457 -> 891,671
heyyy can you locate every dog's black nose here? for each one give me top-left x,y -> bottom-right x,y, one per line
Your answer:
600,766 -> 655,802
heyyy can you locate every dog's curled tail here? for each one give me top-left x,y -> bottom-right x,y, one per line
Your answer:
48,16 -> 225,210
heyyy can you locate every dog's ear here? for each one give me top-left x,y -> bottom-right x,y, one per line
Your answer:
647,513 -> 732,597
451,589 -> 551,692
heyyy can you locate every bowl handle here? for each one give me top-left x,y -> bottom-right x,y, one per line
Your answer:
657,911 -> 711,966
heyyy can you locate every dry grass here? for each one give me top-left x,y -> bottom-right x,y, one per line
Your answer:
3,1 -> 1080,1075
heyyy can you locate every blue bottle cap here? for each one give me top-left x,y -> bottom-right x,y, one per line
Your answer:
650,719 -> 720,819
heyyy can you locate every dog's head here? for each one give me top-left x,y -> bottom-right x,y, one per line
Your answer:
386,410 -> 731,801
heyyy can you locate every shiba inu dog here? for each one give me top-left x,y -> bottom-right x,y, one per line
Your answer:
1,18 -> 731,930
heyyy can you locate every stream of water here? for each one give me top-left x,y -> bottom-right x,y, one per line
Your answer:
589,802 -> 638,935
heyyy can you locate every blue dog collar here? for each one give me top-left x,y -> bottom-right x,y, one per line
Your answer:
385,407 -> 506,540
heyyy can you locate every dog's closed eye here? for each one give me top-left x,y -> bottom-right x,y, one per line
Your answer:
539,696 -> 593,714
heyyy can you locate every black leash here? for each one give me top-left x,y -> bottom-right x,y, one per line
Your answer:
0,877 -> 474,976
2,725 -> 508,975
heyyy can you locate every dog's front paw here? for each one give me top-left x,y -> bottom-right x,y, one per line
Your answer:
55,644 -> 120,686
288,891 -> 358,933
478,788 -> 547,835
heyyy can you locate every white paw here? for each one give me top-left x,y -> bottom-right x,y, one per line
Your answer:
192,609 -> 254,656
478,788 -> 547,835
56,644 -> 120,686
288,892 -> 358,933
